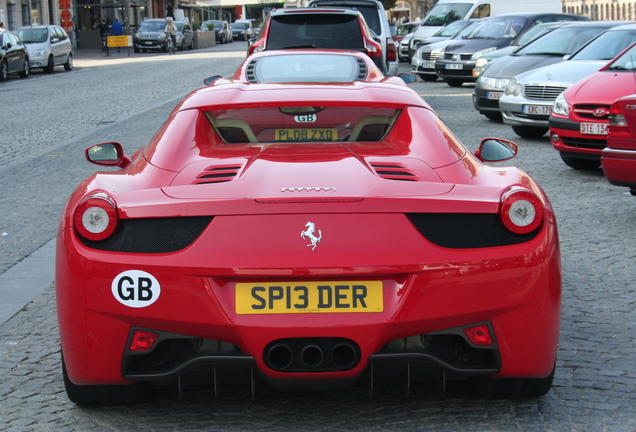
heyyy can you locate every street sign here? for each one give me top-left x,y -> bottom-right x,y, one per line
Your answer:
107,35 -> 132,48
60,9 -> 72,22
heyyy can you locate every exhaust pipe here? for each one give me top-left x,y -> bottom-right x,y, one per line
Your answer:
331,342 -> 357,369
266,343 -> 293,370
300,345 -> 324,368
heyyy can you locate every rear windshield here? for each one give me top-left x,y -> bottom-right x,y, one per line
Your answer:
268,14 -> 363,50
206,106 -> 400,143
251,54 -> 365,83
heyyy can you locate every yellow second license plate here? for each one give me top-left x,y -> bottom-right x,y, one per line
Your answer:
235,281 -> 383,314
274,128 -> 338,141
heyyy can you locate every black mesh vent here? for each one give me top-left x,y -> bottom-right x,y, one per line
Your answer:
378,334 -> 498,369
79,217 -> 213,253
246,59 -> 258,83
561,136 -> 606,149
371,163 -> 418,181
407,213 -> 536,248
124,337 -> 247,376
356,57 -> 368,80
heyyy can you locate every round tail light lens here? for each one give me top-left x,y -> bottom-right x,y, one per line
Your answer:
73,194 -> 118,241
500,188 -> 544,234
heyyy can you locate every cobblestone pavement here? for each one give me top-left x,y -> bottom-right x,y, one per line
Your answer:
1,49 -> 636,431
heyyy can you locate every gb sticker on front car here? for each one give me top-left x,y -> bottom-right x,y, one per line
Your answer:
111,270 -> 160,308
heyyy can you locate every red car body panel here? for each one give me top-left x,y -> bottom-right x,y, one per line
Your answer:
56,80 -> 561,392
549,42 -> 636,163
602,94 -> 636,192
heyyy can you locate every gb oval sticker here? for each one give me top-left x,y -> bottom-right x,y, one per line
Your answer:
112,270 -> 160,308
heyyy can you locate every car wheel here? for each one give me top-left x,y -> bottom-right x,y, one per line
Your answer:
44,55 -> 55,74
1,60 -> 9,81
19,59 -> 29,78
559,153 -> 601,170
512,125 -> 548,139
63,53 -> 73,71
445,79 -> 464,87
419,74 -> 437,82
484,112 -> 502,122
134,46 -> 140,53
467,365 -> 555,399
62,354 -> 151,406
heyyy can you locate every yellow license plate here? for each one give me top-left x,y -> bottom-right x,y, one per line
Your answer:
274,128 -> 338,141
235,281 -> 383,314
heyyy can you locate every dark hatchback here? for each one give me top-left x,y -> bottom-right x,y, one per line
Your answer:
0,31 -> 29,81
435,12 -> 587,87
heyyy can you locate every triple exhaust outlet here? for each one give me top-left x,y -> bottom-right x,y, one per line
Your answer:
265,338 -> 360,372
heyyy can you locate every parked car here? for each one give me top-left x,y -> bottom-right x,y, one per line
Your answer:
247,8 -> 384,74
202,20 -> 233,44
15,25 -> 73,73
0,31 -> 29,81
549,42 -> 636,170
396,21 -> 421,62
174,20 -> 194,50
602,94 -> 636,195
435,12 -> 588,87
231,21 -> 254,41
306,0 -> 397,75
411,18 -> 486,82
133,19 -> 170,52
472,21 -> 574,78
57,63 -> 560,406
473,21 -> 618,121
408,19 -> 476,62
208,49 -> 416,85
499,23 -> 636,138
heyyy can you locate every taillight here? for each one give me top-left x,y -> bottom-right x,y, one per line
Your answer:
364,38 -> 382,58
608,100 -> 633,138
73,193 -> 118,241
386,39 -> 397,62
499,187 -> 544,235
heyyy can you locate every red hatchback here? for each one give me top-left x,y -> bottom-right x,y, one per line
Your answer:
247,8 -> 384,72
549,42 -> 636,170
602,94 -> 636,195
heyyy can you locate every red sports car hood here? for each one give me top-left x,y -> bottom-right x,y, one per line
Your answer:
565,70 -> 636,104
163,151 -> 453,200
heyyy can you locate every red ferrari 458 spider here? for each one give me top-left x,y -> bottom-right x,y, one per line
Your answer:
56,72 -> 561,405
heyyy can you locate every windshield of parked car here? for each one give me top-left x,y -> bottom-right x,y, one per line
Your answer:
467,16 -> 527,39
432,19 -> 471,37
203,20 -> 223,31
571,29 -> 636,61
606,42 -> 636,70
515,25 -> 610,56
422,3 -> 472,27
232,22 -> 248,30
206,106 -> 400,143
251,54 -> 366,83
509,24 -> 561,48
16,28 -> 48,43
138,21 -> 165,32
268,14 -> 364,50
397,23 -> 418,36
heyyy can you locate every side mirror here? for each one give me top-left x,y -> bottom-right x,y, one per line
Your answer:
474,138 -> 518,162
397,72 -> 417,84
51,37 -> 60,43
85,142 -> 131,168
203,75 -> 222,85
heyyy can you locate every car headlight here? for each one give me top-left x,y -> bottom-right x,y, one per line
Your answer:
504,78 -> 522,97
31,48 -> 45,56
478,76 -> 510,90
552,92 -> 569,116
475,58 -> 489,69
471,47 -> 497,60
437,47 -> 445,57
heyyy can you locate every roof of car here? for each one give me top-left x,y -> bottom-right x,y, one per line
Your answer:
271,7 -> 364,15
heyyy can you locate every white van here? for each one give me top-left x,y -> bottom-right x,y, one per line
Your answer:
411,0 -> 563,42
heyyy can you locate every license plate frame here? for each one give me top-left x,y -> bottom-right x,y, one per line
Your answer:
274,128 -> 338,141
486,91 -> 503,100
235,281 -> 384,314
445,63 -> 463,70
522,104 -> 552,115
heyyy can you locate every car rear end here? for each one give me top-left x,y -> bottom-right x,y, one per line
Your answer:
602,95 -> 636,195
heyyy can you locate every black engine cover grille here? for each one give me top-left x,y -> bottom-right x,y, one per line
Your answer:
79,216 -> 213,253
407,213 -> 537,248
